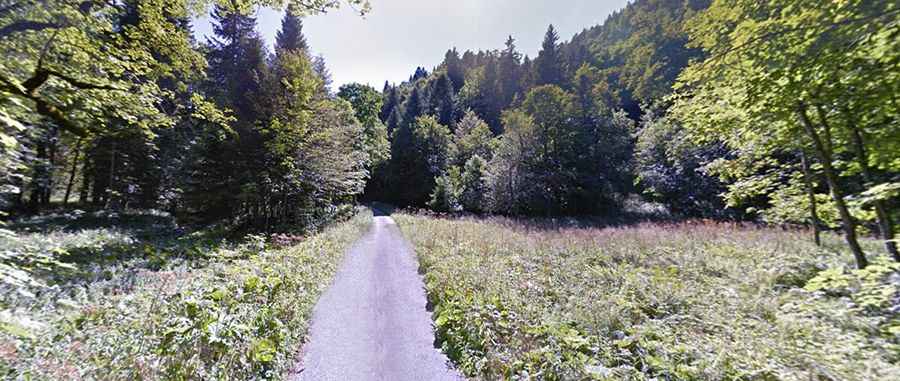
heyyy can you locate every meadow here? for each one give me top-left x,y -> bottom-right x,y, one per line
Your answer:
1,208 -> 371,380
395,213 -> 900,380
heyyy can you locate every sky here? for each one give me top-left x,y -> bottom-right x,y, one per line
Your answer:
193,0 -> 630,90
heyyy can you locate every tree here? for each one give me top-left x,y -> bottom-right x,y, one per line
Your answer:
635,107 -> 730,217
450,110 -> 495,167
429,73 -> 459,127
276,7 -> 309,54
459,155 -> 488,213
486,110 -> 539,214
428,166 -> 463,213
443,48 -> 465,92
673,0 -> 900,267
535,25 -> 565,87
477,56 -> 503,131
1,0 -> 371,226
381,83 -> 397,120
401,85 -> 424,128
388,115 -> 451,206
497,36 -> 523,108
338,83 -> 390,169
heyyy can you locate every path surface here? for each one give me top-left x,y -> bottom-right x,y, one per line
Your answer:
292,215 -> 461,381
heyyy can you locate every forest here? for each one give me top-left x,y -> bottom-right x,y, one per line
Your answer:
1,0 -> 899,380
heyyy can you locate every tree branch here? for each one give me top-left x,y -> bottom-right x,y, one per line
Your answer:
44,68 -> 123,91
0,20 -> 58,39
0,74 -> 89,137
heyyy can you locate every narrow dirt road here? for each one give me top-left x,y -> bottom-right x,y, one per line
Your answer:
292,214 -> 461,381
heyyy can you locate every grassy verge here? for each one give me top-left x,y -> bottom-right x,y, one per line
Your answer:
1,208 -> 371,380
395,213 -> 900,380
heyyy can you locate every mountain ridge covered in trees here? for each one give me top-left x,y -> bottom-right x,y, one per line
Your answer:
371,0 -> 898,270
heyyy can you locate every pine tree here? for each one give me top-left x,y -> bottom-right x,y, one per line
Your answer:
444,48 -> 465,92
401,86 -> 424,128
381,83 -> 399,123
430,73 -> 459,127
188,5 -> 270,221
206,5 -> 268,123
480,57 -> 503,132
275,8 -> 308,54
498,36 -> 523,109
535,25 -> 565,87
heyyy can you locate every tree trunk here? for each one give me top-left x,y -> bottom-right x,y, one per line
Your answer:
63,138 -> 84,206
28,141 -> 46,212
798,102 -> 867,268
105,142 -> 117,209
799,151 -> 821,246
44,129 -> 57,206
835,106 -> 899,260
79,152 -> 91,204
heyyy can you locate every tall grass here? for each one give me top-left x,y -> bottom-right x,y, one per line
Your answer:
395,214 -> 900,380
1,208 -> 371,380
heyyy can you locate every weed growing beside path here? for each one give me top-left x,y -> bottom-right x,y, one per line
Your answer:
396,214 -> 900,380
1,209 -> 371,380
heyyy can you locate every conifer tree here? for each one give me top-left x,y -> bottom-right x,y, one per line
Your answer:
401,86 -> 424,128
430,73 -> 459,127
276,8 -> 309,54
444,48 -> 465,92
498,36 -> 523,108
381,84 -> 400,123
535,25 -> 565,87
186,5 -> 270,221
478,57 -> 503,132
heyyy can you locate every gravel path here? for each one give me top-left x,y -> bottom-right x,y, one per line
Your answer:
291,215 -> 461,381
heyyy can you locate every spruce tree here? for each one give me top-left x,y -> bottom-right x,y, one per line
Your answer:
401,86 -> 424,128
381,84 -> 400,126
190,5 -> 269,221
275,8 -> 309,54
535,25 -> 565,87
430,73 -> 459,127
479,57 -> 502,132
444,48 -> 465,92
498,36 -> 523,109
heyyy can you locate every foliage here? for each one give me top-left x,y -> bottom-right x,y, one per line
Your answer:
671,0 -> 900,266
337,83 -> 391,170
449,110 -> 495,167
635,106 -> 731,218
459,156 -> 488,213
428,167 -> 463,213
388,115 -> 451,206
396,213 -> 900,380
1,0 -> 372,232
0,208 -> 371,380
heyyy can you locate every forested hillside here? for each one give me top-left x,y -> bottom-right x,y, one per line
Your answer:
373,0 -> 899,268
1,0 -> 899,379
373,0 -> 712,214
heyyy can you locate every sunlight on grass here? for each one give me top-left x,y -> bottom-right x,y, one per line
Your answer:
396,213 -> 900,380
1,209 -> 372,380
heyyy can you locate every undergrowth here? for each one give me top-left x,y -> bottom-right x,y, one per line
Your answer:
0,208 -> 371,380
396,214 -> 900,380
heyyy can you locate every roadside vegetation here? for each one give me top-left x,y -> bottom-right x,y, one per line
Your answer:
1,208 -> 371,380
396,212 -> 900,380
